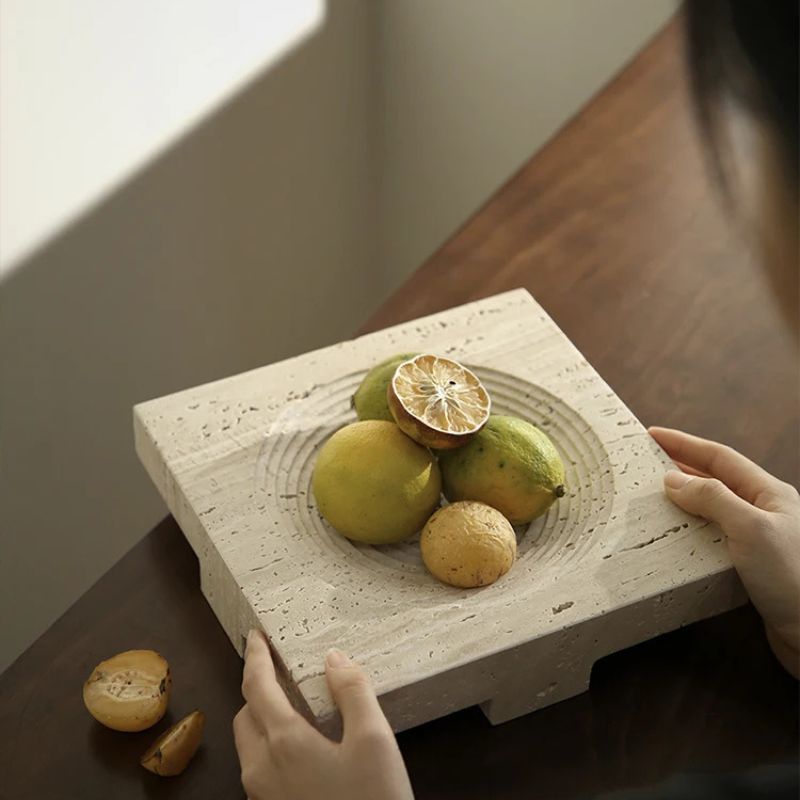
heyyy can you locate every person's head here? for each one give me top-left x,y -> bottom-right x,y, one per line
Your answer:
684,0 -> 798,330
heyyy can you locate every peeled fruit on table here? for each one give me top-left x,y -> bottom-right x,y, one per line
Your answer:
352,353 -> 419,421
438,415 -> 566,525
388,354 -> 491,449
312,420 -> 441,544
141,710 -> 205,777
421,501 -> 516,588
83,649 -> 171,732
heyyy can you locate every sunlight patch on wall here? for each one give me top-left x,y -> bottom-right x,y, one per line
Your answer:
0,0 -> 325,277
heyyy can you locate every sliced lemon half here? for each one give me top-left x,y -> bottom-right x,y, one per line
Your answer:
388,354 -> 491,449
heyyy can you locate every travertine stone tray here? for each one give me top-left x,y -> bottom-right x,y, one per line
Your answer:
134,289 -> 745,735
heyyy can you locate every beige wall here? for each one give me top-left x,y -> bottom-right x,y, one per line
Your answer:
377,0 -> 677,290
0,1 -> 377,671
0,0 -> 676,672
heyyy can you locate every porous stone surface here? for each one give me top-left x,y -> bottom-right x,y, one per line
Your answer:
134,289 -> 745,735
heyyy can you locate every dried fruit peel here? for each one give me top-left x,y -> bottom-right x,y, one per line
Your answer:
141,710 -> 205,776
388,355 -> 490,449
83,649 -> 171,732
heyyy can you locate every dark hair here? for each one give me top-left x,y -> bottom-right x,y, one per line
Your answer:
684,0 -> 798,200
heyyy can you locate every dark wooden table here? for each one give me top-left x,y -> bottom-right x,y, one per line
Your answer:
2,18 -> 797,800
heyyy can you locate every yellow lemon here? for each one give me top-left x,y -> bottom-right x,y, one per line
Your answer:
312,420 -> 441,544
438,415 -> 566,525
421,501 -> 516,588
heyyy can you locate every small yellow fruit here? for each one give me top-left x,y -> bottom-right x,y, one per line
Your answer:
352,353 -> 419,421
439,415 -> 566,525
421,501 -> 516,588
83,650 -> 171,732
312,420 -> 441,544
141,710 -> 205,777
388,354 -> 491,449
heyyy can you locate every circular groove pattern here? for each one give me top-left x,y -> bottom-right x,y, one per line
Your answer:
255,367 -> 613,586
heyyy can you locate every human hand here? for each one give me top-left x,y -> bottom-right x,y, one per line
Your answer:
233,631 -> 414,800
649,426 -> 800,677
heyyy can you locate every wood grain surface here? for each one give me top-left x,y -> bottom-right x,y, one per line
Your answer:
0,519 -> 795,800
361,19 -> 799,486
1,17 -> 797,800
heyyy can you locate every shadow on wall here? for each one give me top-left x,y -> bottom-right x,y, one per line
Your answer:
0,0 -> 378,671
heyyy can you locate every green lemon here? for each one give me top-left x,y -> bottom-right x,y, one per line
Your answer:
438,415 -> 566,525
352,353 -> 418,421
312,420 -> 441,544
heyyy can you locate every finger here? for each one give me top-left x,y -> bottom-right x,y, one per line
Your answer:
233,705 -> 263,755
233,706 -> 271,799
242,630 -> 296,730
663,470 -> 765,534
649,427 -> 776,504
233,706 -> 267,772
674,460 -> 711,479
325,649 -> 389,738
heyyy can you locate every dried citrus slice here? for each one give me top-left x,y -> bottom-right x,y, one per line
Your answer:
387,354 -> 491,449
141,710 -> 205,776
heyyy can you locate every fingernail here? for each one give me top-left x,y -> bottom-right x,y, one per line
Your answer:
664,470 -> 692,490
326,648 -> 351,668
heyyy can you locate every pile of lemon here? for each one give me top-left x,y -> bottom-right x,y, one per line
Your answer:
312,354 -> 566,588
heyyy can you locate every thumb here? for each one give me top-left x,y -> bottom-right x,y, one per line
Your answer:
663,470 -> 760,534
325,649 -> 387,736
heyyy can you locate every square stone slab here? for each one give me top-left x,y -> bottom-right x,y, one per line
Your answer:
134,289 -> 745,735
